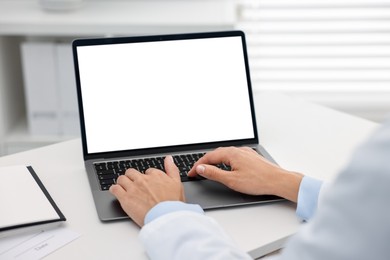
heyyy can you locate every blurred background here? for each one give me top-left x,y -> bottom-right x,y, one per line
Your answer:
0,0 -> 390,155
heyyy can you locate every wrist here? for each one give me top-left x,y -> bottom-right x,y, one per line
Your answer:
271,170 -> 304,203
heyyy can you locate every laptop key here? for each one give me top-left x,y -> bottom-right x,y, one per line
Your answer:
96,169 -> 115,175
101,185 -> 110,191
115,168 -> 126,175
98,174 -> 117,180
100,179 -> 115,186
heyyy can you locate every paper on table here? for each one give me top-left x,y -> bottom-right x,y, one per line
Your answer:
0,165 -> 61,230
0,226 -> 81,260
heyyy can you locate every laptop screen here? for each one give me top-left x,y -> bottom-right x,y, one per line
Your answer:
73,31 -> 257,156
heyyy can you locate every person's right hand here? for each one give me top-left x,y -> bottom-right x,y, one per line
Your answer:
187,147 -> 303,202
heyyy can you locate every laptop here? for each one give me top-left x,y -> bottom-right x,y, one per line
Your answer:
72,30 -> 282,221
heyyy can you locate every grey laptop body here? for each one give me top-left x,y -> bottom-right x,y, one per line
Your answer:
72,30 -> 282,221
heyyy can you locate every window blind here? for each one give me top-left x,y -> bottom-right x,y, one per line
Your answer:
236,0 -> 390,93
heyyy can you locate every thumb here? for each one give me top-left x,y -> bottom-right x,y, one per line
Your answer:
196,164 -> 228,183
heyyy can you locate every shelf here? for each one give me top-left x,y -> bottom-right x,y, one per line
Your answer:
0,0 -> 236,36
0,0 -> 236,155
4,118 -> 77,154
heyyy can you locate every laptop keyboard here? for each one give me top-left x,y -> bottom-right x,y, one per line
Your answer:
94,152 -> 231,190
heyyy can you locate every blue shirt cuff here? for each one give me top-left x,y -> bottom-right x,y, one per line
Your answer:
296,176 -> 323,221
144,201 -> 204,224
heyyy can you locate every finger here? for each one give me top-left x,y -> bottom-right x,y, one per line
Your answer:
144,167 -> 162,175
116,174 -> 134,191
109,182 -> 127,199
125,168 -> 144,181
194,164 -> 232,184
164,155 -> 181,181
188,147 -> 233,176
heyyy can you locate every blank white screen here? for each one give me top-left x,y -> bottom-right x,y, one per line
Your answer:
77,36 -> 255,154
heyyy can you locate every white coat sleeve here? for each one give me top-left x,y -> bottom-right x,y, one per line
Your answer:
139,210 -> 252,260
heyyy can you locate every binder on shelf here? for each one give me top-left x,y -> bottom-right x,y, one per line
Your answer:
21,42 -> 60,136
0,165 -> 66,238
21,41 -> 81,137
57,43 -> 80,136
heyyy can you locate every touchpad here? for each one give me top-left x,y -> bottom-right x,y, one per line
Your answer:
183,180 -> 245,209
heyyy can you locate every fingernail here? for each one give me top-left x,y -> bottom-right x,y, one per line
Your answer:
167,155 -> 174,163
196,165 -> 205,174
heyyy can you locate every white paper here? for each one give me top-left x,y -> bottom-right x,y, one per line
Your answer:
0,227 -> 81,260
0,166 -> 60,229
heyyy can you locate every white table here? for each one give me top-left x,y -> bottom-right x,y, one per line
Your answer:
0,92 -> 378,259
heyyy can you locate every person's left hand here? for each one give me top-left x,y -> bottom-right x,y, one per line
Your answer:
109,155 -> 185,227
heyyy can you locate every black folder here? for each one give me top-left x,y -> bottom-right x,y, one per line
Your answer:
0,166 -> 66,238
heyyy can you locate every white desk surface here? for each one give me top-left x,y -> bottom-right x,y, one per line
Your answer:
0,92 -> 378,259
